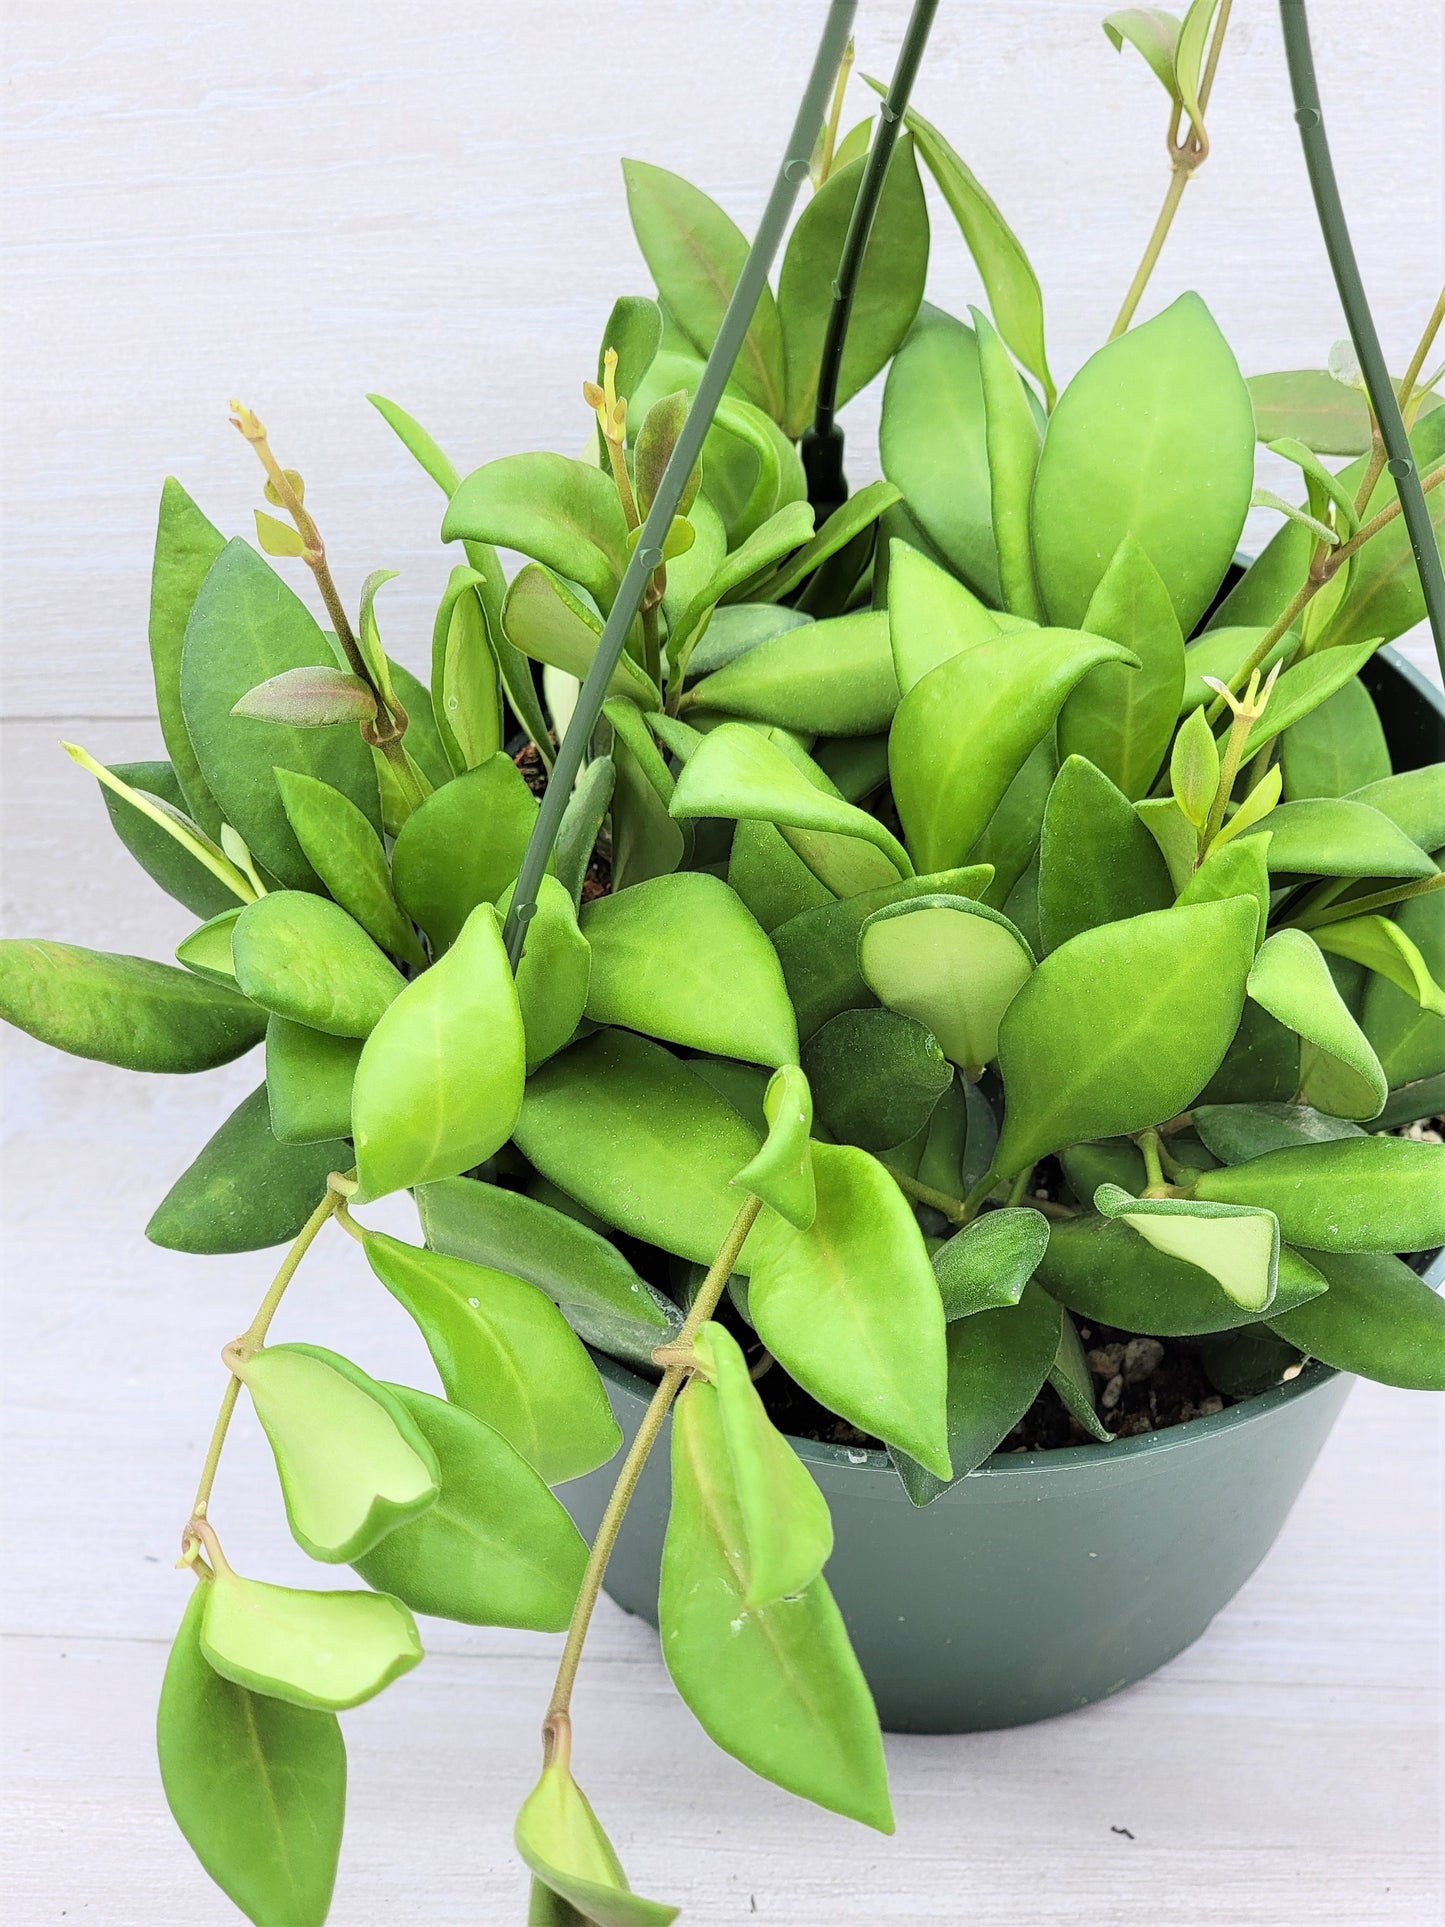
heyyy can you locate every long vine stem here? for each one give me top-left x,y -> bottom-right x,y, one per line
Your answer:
1109,0 -> 1233,339
541,1194 -> 763,1756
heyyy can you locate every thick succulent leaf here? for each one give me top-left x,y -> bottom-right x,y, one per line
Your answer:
1196,997 -> 1301,1106
890,1281 -> 1060,1503
891,626 -> 1137,874
180,540 -> 380,887
973,738 -> 1057,910
932,1207 -> 1051,1319
1037,755 -> 1172,953
1245,369 -> 1377,456
416,1176 -> 681,1366
1037,1215 -> 1327,1336
728,819 -> 834,933
235,1343 -> 438,1562
1267,1248 -> 1445,1391
741,482 -> 900,607
1359,889 -> 1445,1084
442,453 -> 629,609
972,304 -> 1044,621
1192,1101 -> 1364,1163
429,565 -> 502,774
1031,294 -> 1253,635
506,874 -> 591,1072
1194,1135 -> 1445,1251
351,903 -> 525,1203
176,909 -> 242,987
230,664 -> 377,727
515,1030 -> 761,1266
146,1085 -> 347,1255
1244,798 -> 1435,879
368,390 -> 462,493
581,871 -> 798,1068
661,1367 -> 891,1830
1235,640 -> 1387,764
352,1384 -> 587,1629
672,721 -> 911,877
391,754 -> 538,955
886,537 -> 1000,696
622,158 -> 785,421
779,139 -> 929,438
502,564 -> 659,709
158,1587 -> 344,1927
684,609 -> 897,737
994,898 -> 1257,1173
517,1758 -> 678,1927
265,1018 -> 359,1145
98,759 -> 240,920
731,1064 -> 816,1231
200,1568 -> 421,1713
0,939 -> 264,1071
231,891 -> 404,1039
880,305 -> 998,600
1246,929 -> 1385,1119
274,770 -> 423,968
555,755 -> 616,910
1047,1306 -> 1114,1442
1279,677 -> 1391,800
802,1007 -> 952,1152
1310,407 -> 1445,652
747,1141 -> 950,1475
1056,535 -> 1185,800
858,894 -> 1034,1073
1104,7 -> 1183,95
1093,1183 -> 1279,1312
1347,767 -> 1445,855
1175,833 -> 1272,950
610,722 -> 688,892
149,479 -> 228,836
362,1230 -> 619,1484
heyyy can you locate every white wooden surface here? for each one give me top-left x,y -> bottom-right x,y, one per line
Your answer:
2,3 -> 1443,1922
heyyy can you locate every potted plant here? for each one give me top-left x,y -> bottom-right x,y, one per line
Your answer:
2,2 -> 1443,1921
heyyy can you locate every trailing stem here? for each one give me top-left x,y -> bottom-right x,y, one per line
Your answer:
540,1193 -> 763,1758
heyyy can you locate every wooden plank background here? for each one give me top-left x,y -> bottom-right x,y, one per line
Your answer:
2,3 -> 1442,1921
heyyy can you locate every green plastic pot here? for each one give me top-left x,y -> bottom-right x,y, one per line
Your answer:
561,646 -> 1444,1735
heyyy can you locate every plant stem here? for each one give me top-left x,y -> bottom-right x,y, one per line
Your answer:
184,1182 -> 345,1542
1137,1128 -> 1167,1192
1201,698 -> 1253,848
541,1194 -> 762,1755
1293,868 -> 1445,931
883,1164 -> 970,1224
811,35 -> 855,188
1006,1165 -> 1036,1207
958,1166 -> 1001,1225
1354,285 -> 1445,506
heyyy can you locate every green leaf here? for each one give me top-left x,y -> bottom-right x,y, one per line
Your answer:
1104,8 -> 1183,95
747,1140 -> 950,1474
234,1343 -> 439,1562
1310,407 -> 1445,653
1037,1213 -> 1327,1335
1194,1135 -> 1445,1251
351,903 -> 525,1203
176,909 -> 242,987
1359,895 -> 1445,1086
890,1281 -> 1060,1502
727,819 -> 833,932
879,306 -> 998,600
581,870 -> 797,1068
973,738 -> 1057,910
1037,755 -> 1172,952
180,540 -> 381,888
274,769 -> 423,967
352,1383 -> 587,1629
740,482 -> 901,607
1349,767 -> 1445,853
667,504 -> 817,689
517,1760 -> 678,1926
622,159 -> 785,422
515,1030 -> 761,1266
96,759 -> 241,920
1171,705 -> 1220,830
502,564 -> 659,710
158,1586 -> 344,1927
731,1064 -> 816,1231
1047,1306 -> 1114,1442
1246,370 -> 1375,457
1032,295 -> 1253,635
632,389 -> 695,520
146,1085 -> 346,1254
508,874 -> 592,1072
885,538 -> 1000,697
367,392 -> 462,495
932,1207 -> 1051,1318
890,97 -> 1054,405
149,479 -> 228,837
1267,1249 -> 1445,1390
265,1018 -> 359,1145
661,1364 -> 891,1830
1176,830 -> 1272,948
672,721 -> 910,878
0,939 -> 264,1072
231,891 -> 404,1039
802,1007 -> 952,1152
1244,798 -> 1436,879
199,1564 -> 421,1712
1179,627 -> 1292,716
994,898 -> 1257,1173
1212,765 -> 1283,856
443,453 -> 629,609
858,894 -> 1034,1073
972,304 -> 1044,621
694,1321 -> 833,1606
1246,929 -> 1386,1119
1191,1100 -> 1363,1162
1093,1183 -> 1279,1312
598,295 -> 664,411
416,1176 -> 682,1367
1173,0 -> 1221,132
361,1229 -> 619,1483
890,626 -> 1139,874
555,756 -> 616,910
391,754 -> 539,954
232,664 -> 378,727
1236,638 -> 1386,761
683,609 -> 897,737
778,138 -> 929,438
430,565 -> 502,775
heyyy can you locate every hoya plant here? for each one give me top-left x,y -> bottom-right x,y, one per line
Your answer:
3,2 -> 1444,1921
